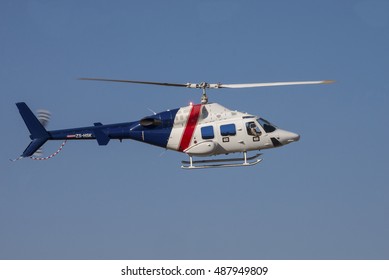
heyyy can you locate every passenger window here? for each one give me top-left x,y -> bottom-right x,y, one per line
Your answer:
246,122 -> 261,136
201,126 -> 214,139
220,124 -> 236,136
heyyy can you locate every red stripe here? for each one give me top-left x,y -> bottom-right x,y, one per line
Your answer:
179,104 -> 202,152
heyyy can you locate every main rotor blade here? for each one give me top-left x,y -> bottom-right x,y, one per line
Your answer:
79,77 -> 188,88
79,78 -> 335,91
216,80 -> 335,89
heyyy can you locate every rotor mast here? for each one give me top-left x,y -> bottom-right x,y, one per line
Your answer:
200,82 -> 208,104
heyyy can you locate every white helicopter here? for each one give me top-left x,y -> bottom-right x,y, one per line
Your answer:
14,78 -> 333,169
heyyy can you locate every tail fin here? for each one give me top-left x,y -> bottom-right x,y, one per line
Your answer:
16,102 -> 50,158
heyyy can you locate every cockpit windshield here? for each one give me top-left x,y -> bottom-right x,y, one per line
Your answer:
258,118 -> 277,133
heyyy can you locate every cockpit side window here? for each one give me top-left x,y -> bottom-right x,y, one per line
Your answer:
246,121 -> 261,136
258,118 -> 277,133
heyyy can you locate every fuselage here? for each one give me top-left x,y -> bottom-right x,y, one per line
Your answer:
47,103 -> 300,156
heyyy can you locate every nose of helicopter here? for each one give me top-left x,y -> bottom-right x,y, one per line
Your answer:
277,130 -> 300,145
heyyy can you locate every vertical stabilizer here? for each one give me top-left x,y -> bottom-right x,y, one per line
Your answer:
16,102 -> 50,139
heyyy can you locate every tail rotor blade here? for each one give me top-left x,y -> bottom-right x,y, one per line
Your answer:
34,109 -> 51,156
36,109 -> 51,128
33,149 -> 43,157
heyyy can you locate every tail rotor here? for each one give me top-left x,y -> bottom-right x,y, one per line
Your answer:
37,109 -> 51,127
33,110 -> 51,156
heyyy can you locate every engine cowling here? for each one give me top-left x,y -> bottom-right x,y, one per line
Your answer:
140,117 -> 162,127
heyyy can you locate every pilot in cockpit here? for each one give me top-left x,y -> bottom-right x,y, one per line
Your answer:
246,121 -> 261,136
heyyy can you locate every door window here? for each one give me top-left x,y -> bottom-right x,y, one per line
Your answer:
220,124 -> 236,136
201,125 -> 214,139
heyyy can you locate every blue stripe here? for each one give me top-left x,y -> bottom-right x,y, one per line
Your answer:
48,108 -> 180,149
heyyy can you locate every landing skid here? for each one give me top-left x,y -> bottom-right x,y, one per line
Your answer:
181,152 -> 262,169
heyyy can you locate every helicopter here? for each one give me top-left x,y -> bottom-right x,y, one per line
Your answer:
13,78 -> 334,169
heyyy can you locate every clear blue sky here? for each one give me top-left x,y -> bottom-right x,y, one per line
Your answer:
1,0 -> 388,259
